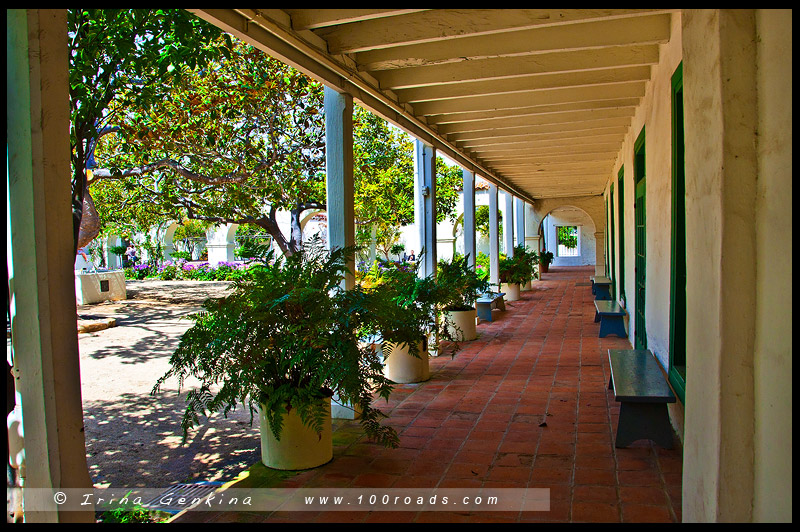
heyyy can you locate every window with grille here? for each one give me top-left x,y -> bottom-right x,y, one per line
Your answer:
556,226 -> 579,257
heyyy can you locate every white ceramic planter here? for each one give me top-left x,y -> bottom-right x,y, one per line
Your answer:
445,308 -> 477,341
501,282 -> 521,301
383,339 -> 430,383
259,397 -> 333,470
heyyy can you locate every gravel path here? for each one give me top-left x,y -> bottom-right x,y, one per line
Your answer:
77,279 -> 264,490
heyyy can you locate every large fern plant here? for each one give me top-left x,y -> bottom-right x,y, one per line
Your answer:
436,254 -> 490,312
152,237 -> 399,448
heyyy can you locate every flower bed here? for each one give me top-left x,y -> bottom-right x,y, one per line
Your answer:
125,260 -> 254,282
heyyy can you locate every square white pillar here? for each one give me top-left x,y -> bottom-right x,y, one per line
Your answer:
462,169 -> 476,268
489,184 -> 500,286
515,197 -> 526,249
504,191 -> 515,256
323,87 -> 355,290
414,139 -> 436,278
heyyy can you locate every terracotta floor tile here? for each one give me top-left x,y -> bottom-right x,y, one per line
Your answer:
573,484 -> 618,504
571,501 -> 621,522
621,503 -> 675,523
619,486 -> 669,506
573,468 -> 617,486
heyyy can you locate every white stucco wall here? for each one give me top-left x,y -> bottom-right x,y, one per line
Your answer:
604,11 -> 684,371
752,8 -> 792,523
542,206 -> 596,267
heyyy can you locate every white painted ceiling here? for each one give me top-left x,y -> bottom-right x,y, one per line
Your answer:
194,9 -> 678,202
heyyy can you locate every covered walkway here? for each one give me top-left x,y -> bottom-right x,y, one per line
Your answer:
174,266 -> 681,523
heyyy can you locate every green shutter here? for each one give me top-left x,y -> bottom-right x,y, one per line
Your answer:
634,128 -> 646,350
669,62 -> 686,402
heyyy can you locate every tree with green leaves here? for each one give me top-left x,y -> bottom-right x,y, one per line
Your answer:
90,32 -> 464,257
69,9 -> 230,252
92,39 -> 326,256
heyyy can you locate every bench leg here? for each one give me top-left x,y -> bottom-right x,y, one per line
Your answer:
599,316 -> 627,338
615,402 -> 674,449
476,304 -> 493,322
594,286 -> 611,300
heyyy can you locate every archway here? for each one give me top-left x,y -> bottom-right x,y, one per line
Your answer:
531,195 -> 606,275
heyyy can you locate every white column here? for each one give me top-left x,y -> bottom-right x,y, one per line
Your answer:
414,139 -> 437,278
7,9 -> 95,521
594,231 -> 605,276
515,197 -> 526,249
503,191 -> 515,256
324,87 -> 355,290
489,184 -> 500,286
462,169 -> 476,268
205,224 -> 236,264
324,87 -> 358,418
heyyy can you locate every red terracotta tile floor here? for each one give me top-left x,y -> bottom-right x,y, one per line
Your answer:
173,266 -> 682,523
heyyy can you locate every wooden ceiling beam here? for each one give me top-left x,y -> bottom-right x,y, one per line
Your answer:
412,82 -> 646,115
373,45 -> 660,90
315,9 -> 670,54
355,14 -> 672,71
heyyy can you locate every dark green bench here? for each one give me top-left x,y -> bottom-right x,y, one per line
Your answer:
592,276 -> 612,300
608,349 -> 676,448
476,292 -> 506,322
594,300 -> 627,338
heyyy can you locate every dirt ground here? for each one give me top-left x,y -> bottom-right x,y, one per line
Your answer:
76,279 -> 265,490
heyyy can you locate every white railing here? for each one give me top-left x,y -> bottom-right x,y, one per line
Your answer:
557,244 -> 579,257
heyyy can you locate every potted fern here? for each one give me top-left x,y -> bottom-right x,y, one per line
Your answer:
152,238 -> 399,470
514,245 -> 539,290
539,250 -> 554,273
436,254 -> 489,341
361,255 -> 454,384
498,251 -> 530,301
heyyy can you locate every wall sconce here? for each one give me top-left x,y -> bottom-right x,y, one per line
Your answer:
421,186 -> 430,197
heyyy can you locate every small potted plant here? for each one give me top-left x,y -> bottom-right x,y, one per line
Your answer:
363,254 -> 454,384
152,237 -> 399,470
514,245 -> 539,290
498,252 -> 529,301
539,250 -> 554,273
436,254 -> 490,341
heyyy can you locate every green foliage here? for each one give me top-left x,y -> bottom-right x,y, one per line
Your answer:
359,254 -> 463,359
518,245 -> 540,280
499,247 -> 532,286
540,250 -> 554,266
99,507 -> 156,524
235,225 -> 273,260
152,237 -> 401,448
436,254 -> 490,311
390,243 -> 405,257
170,250 -> 193,261
69,9 -> 230,249
475,252 -> 492,281
475,205 -> 502,238
556,226 -> 578,249
94,39 -> 326,255
435,158 -> 463,224
108,244 -> 127,257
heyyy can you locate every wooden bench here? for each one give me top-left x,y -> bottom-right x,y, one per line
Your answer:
608,349 -> 676,448
594,300 -> 627,338
592,276 -> 612,300
476,292 -> 506,322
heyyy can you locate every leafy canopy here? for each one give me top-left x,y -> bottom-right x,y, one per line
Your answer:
69,9 -> 230,249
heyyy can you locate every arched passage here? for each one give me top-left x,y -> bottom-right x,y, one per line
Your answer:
531,195 -> 606,275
